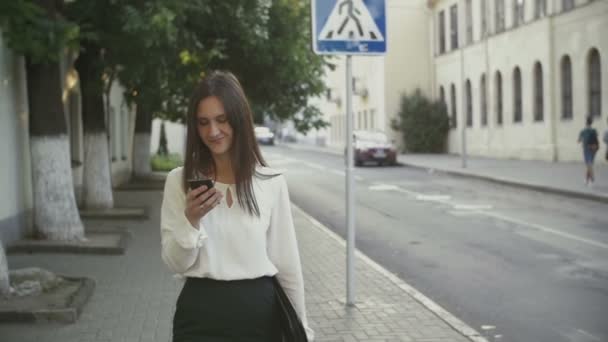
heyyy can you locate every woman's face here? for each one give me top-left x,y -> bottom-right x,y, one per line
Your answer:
196,96 -> 234,158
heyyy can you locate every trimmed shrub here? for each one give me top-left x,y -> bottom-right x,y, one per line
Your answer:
391,89 -> 449,153
151,153 -> 183,172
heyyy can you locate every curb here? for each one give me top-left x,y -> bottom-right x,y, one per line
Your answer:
399,161 -> 608,204
292,204 -> 489,342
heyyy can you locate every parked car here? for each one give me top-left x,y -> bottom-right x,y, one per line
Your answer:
255,126 -> 275,145
351,130 -> 397,166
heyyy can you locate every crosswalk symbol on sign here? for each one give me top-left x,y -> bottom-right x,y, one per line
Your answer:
319,0 -> 384,42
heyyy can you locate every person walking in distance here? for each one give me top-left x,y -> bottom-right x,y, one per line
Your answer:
578,116 -> 599,186
603,117 -> 608,162
160,71 -> 313,341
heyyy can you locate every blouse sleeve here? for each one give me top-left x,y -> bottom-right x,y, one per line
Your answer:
160,169 -> 208,274
267,175 -> 315,341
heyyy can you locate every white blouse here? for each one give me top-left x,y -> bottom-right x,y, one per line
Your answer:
160,166 -> 314,340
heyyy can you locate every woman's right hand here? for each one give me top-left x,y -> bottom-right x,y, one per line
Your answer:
184,186 -> 223,228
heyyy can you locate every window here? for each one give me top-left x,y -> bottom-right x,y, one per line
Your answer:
513,67 -> 523,123
466,0 -> 473,44
450,84 -> 457,128
562,0 -> 574,12
513,0 -> 525,27
535,0 -> 546,19
481,0 -> 487,37
561,56 -> 573,119
496,71 -> 503,125
369,109 -> 376,129
588,48 -> 602,117
439,11 -> 446,54
534,62 -> 544,121
466,80 -> 473,127
481,74 -> 488,126
450,5 -> 459,49
495,0 -> 505,33
439,86 -> 446,105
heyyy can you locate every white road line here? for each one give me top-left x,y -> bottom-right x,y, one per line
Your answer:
292,204 -> 489,342
416,194 -> 451,202
482,211 -> 608,250
302,162 -> 325,171
453,204 -> 494,210
369,184 -> 400,191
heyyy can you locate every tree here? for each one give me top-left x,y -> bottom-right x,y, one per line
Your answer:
0,0 -> 85,240
390,89 -> 450,153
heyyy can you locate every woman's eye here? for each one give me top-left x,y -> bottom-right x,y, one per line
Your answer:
198,120 -> 208,126
217,117 -> 228,123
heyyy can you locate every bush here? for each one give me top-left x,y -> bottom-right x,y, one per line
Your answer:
150,153 -> 183,172
391,89 -> 449,153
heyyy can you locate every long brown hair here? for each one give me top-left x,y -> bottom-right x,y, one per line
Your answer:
183,71 -> 267,217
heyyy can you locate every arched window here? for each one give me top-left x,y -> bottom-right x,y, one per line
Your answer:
495,71 -> 503,125
450,84 -> 457,128
513,67 -> 523,122
534,62 -> 544,121
588,48 -> 601,117
466,80 -> 473,127
561,55 -> 573,119
480,74 -> 488,126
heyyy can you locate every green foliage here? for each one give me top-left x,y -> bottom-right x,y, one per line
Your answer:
150,153 -> 183,171
390,89 -> 450,153
0,0 -> 80,64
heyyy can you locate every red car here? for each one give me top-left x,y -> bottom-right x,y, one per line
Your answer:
351,130 -> 397,166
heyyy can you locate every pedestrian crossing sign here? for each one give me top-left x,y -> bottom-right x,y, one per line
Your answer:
312,0 -> 386,55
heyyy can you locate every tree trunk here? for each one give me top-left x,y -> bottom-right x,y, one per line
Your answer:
75,44 -> 113,209
0,242 -> 10,297
27,58 -> 85,241
133,101 -> 153,176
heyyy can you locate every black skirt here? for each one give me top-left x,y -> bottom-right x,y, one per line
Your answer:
173,276 -> 282,342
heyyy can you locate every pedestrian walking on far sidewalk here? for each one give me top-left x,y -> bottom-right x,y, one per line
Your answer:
603,117 -> 608,161
578,116 -> 599,186
160,71 -> 313,341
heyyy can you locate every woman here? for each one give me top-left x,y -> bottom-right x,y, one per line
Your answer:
160,71 -> 314,341
578,116 -> 599,186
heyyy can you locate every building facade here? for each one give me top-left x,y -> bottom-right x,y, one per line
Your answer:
306,0 -> 432,149
431,0 -> 607,161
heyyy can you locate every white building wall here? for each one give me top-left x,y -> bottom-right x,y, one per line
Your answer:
107,81 -> 136,185
150,119 -> 187,158
433,0 -> 607,161
384,0 -> 432,149
0,35 -> 33,244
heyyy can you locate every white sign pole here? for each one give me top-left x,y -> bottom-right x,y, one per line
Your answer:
345,54 -> 356,306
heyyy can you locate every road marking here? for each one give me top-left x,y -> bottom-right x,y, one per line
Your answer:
369,184 -> 400,191
292,204 -> 489,342
416,194 -> 451,202
482,212 -> 608,250
453,204 -> 493,210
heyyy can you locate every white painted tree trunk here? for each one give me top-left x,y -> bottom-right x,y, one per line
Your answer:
133,132 -> 151,176
0,242 -> 11,297
83,132 -> 114,209
30,135 -> 85,241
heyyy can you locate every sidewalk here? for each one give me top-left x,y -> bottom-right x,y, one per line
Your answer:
282,142 -> 608,203
0,186 -> 484,342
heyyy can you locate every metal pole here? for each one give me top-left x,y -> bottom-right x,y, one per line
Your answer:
460,42 -> 467,168
345,55 -> 355,306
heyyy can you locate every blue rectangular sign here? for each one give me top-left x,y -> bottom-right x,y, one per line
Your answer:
312,0 -> 386,55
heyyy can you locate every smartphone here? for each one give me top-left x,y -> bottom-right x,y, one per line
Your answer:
187,179 -> 214,191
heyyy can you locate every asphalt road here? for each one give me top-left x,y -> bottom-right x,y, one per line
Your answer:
261,145 -> 608,342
